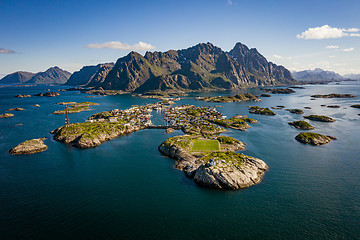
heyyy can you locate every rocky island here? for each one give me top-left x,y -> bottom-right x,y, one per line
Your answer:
7,108 -> 25,111
197,93 -> 260,103
286,109 -> 304,114
288,121 -> 314,130
9,138 -> 48,154
52,102 -> 99,114
249,106 -> 276,115
158,135 -> 268,189
304,115 -> 335,122
295,132 -> 336,145
50,100 -> 268,190
15,94 -> 31,98
310,93 -> 356,98
34,92 -> 60,97
350,104 -> 360,108
262,88 -> 295,94
0,113 -> 14,118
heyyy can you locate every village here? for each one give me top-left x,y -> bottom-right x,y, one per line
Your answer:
84,99 -> 229,135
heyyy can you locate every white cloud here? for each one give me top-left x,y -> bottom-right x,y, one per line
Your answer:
273,54 -> 283,59
0,48 -> 15,54
350,33 -> 360,37
226,0 -> 233,6
343,47 -> 354,52
326,45 -> 339,49
86,41 -> 156,51
296,25 -> 360,40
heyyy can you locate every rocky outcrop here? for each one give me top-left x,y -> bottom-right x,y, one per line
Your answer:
263,88 -> 295,94
310,93 -> 356,98
15,94 -> 31,98
34,92 -> 60,97
350,104 -> 360,108
0,113 -> 14,118
9,138 -> 47,154
304,115 -> 335,122
286,109 -> 304,114
158,136 -> 268,190
295,132 -> 336,145
51,122 -> 142,148
198,93 -> 260,103
288,121 -> 314,130
7,108 -> 25,111
249,106 -> 276,115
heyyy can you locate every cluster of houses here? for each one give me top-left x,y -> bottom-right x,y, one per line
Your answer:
163,105 -> 226,132
86,101 -> 175,127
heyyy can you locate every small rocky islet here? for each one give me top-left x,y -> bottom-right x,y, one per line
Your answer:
286,109 -> 304,114
34,91 -> 60,97
262,88 -> 295,94
304,115 -> 336,122
295,132 -> 336,146
197,93 -> 260,103
288,121 -> 314,130
0,113 -> 14,118
310,93 -> 356,98
249,106 -> 276,115
9,138 -> 48,155
52,102 -> 99,114
7,108 -> 25,111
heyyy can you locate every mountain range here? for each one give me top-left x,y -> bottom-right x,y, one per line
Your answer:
292,68 -> 344,81
65,42 -> 296,92
0,67 -> 71,85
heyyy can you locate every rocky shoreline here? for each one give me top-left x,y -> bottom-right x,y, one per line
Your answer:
158,135 -> 268,190
9,138 -> 48,155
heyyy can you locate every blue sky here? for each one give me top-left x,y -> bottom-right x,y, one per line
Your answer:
0,0 -> 359,77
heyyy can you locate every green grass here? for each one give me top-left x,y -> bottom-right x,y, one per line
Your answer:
191,139 -> 219,152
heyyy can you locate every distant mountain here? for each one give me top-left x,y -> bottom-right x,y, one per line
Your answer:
0,71 -> 35,84
0,67 -> 71,85
65,63 -> 114,86
292,68 -> 344,81
78,42 -> 295,93
343,73 -> 360,80
25,67 -> 71,84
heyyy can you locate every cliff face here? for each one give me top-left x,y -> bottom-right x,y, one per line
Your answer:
25,67 -> 71,84
65,63 -> 114,86
75,42 -> 295,92
0,71 -> 35,84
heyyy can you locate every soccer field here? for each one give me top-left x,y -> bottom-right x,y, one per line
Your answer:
191,139 -> 219,152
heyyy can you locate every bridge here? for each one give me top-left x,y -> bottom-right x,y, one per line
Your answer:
145,125 -> 182,130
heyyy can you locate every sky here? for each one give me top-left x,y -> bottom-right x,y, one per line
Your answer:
0,0 -> 360,77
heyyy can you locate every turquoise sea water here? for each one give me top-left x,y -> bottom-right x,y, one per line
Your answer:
0,82 -> 359,239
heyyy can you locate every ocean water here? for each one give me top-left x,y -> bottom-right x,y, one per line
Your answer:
0,82 -> 359,239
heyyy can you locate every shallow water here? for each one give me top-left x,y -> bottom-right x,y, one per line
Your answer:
0,82 -> 359,239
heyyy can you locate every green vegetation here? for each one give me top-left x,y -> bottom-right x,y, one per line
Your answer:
296,132 -> 323,140
286,109 -> 304,114
89,111 -> 113,119
56,122 -> 125,140
249,106 -> 276,115
288,121 -> 314,130
304,115 -> 335,122
163,135 -> 193,150
191,139 -> 219,152
216,136 -> 240,145
201,151 -> 246,168
199,93 -> 259,103
53,102 -> 99,114
212,118 -> 249,130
